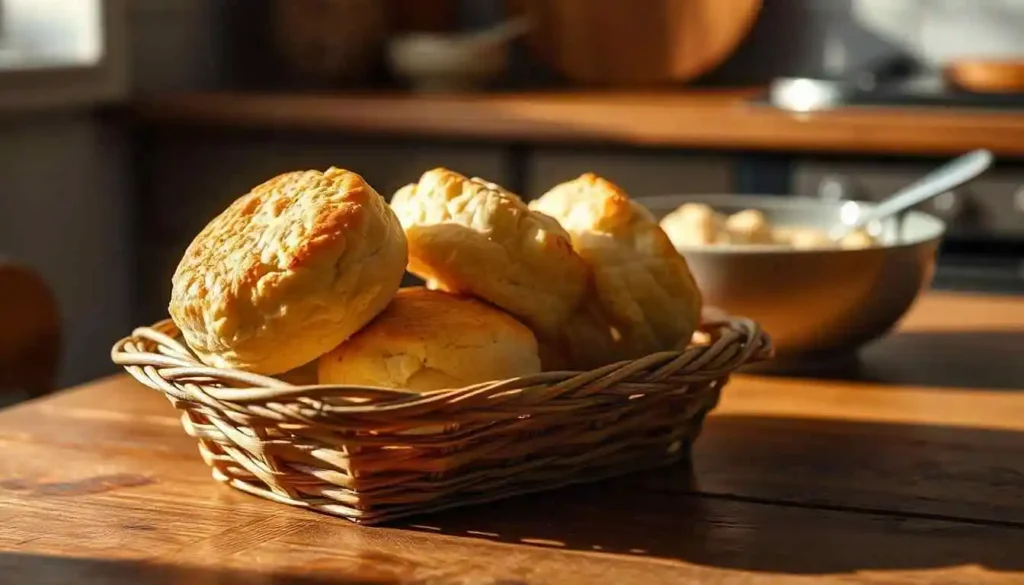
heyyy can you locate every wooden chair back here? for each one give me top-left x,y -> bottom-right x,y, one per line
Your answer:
0,262 -> 60,401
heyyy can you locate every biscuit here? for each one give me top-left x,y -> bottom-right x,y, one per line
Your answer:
724,209 -> 774,244
318,287 -> 541,391
659,203 -> 727,247
169,167 -> 407,374
390,168 -> 588,340
530,173 -> 703,368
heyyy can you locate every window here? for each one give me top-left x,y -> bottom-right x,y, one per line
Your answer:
0,0 -> 127,110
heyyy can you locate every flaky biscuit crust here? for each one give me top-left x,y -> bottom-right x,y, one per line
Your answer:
169,167 -> 407,374
530,173 -> 703,369
318,287 -> 541,392
390,168 -> 588,340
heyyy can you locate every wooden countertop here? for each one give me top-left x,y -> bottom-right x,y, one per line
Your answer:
133,90 -> 1024,157
3,292 -> 1024,584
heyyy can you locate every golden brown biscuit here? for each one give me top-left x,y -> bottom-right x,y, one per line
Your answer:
659,203 -> 727,247
530,173 -> 703,369
169,167 -> 407,375
390,168 -> 588,340
318,287 -> 541,391
723,209 -> 774,244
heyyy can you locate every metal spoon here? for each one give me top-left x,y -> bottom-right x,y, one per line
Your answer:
830,148 -> 994,241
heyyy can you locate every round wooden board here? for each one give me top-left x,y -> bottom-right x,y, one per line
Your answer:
946,59 -> 1024,94
506,0 -> 762,86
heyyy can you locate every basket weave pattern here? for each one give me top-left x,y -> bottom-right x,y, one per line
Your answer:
111,316 -> 770,525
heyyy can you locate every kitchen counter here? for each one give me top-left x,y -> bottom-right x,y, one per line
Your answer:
2,291 -> 1024,584
133,90 -> 1024,157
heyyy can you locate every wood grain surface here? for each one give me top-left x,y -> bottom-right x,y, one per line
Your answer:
133,90 -> 1024,157
2,292 -> 1024,584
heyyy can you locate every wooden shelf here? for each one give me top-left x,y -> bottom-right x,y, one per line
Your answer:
133,90 -> 1024,157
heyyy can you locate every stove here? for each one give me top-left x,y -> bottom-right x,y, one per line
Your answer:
762,72 -> 1024,111
932,248 -> 1024,294
757,52 -> 1024,112
835,73 -> 1024,110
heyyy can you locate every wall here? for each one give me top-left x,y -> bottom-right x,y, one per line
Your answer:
128,0 -> 228,94
0,0 -> 136,387
713,0 -> 1024,83
0,112 -> 131,387
125,0 -> 1024,91
0,0 -> 210,386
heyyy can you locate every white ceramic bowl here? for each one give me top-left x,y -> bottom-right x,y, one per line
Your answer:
387,33 -> 509,93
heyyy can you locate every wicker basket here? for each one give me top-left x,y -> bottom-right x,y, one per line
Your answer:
111,316 -> 770,525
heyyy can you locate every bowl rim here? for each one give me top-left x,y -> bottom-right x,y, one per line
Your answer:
638,193 -> 947,255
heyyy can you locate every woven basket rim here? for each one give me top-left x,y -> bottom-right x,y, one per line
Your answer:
110,315 -> 772,403
108,313 -> 771,525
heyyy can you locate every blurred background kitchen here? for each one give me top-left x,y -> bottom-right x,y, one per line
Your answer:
3,0 -> 1024,391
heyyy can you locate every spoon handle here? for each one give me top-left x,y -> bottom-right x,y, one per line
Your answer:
838,148 -> 994,236
464,17 -> 531,47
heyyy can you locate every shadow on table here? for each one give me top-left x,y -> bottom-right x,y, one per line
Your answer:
0,552 -> 356,585
757,329 -> 1024,391
398,414 -> 1024,576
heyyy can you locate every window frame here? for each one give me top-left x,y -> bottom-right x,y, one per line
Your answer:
0,0 -> 128,111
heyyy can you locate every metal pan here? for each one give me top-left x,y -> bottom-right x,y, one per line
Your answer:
769,54 -> 918,111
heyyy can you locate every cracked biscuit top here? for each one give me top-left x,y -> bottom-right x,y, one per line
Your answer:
390,167 -> 588,341
169,167 -> 407,375
530,173 -> 703,369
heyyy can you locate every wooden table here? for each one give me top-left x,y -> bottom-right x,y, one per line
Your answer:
3,292 -> 1024,584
